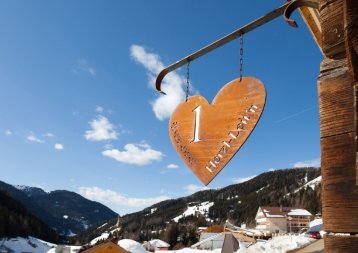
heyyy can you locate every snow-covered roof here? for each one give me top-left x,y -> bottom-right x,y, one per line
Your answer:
288,209 -> 312,216
149,239 -> 170,248
258,206 -> 312,218
266,214 -> 285,218
118,239 -> 147,253
309,218 -> 323,232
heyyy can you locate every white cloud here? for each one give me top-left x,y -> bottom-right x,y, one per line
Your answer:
96,106 -> 104,113
43,132 -> 55,137
183,184 -> 210,195
102,143 -> 163,165
54,143 -> 64,150
4,129 -> 12,136
293,157 -> 320,168
167,164 -> 179,169
130,45 -> 186,120
268,168 -> 276,172
72,59 -> 96,76
85,116 -> 118,141
79,186 -> 169,209
232,175 -> 256,184
27,133 -> 45,143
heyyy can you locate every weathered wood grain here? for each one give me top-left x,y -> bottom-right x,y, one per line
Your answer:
319,58 -> 358,233
344,0 -> 358,82
299,6 -> 322,51
321,0 -> 346,59
169,77 -> 266,185
319,59 -> 354,138
321,132 -> 358,232
324,235 -> 358,252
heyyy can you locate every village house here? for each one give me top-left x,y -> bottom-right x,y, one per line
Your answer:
255,206 -> 312,233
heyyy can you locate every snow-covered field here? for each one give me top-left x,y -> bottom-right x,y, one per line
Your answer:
237,236 -> 315,253
157,236 -> 315,253
160,249 -> 222,253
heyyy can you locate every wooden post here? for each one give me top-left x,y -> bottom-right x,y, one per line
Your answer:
319,0 -> 358,251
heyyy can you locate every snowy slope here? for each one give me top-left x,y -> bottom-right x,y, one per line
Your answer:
0,237 -> 55,253
173,201 -> 214,222
0,236 -> 84,253
47,246 -> 82,253
293,176 -> 321,193
90,232 -> 110,245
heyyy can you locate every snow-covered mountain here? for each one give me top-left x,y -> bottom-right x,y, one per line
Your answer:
0,180 -> 118,236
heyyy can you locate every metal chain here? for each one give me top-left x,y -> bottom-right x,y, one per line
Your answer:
239,34 -> 244,82
185,61 -> 190,102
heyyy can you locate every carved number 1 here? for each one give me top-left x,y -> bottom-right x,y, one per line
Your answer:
192,105 -> 201,143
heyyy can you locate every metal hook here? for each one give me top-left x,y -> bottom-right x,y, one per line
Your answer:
284,0 -> 319,28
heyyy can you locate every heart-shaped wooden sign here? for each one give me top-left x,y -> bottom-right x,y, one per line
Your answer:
169,77 -> 266,185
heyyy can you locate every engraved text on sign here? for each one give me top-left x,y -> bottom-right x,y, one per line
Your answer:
169,77 -> 266,185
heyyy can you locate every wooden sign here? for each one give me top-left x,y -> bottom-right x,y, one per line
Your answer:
169,77 -> 266,185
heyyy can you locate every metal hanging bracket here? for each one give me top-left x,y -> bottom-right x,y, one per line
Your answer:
155,0 -> 319,94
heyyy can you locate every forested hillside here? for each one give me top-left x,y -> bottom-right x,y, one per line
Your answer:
0,189 -> 61,242
74,167 -> 321,247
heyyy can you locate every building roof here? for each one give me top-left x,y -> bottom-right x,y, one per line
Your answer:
82,241 -> 129,253
148,239 -> 170,248
221,234 -> 240,253
259,206 -> 312,218
288,209 -> 312,216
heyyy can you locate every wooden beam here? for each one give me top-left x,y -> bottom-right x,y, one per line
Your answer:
319,0 -> 358,251
325,235 -> 358,252
299,7 -> 322,51
319,59 -> 358,233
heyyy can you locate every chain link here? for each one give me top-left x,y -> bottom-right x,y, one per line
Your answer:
185,61 -> 190,102
239,34 -> 244,82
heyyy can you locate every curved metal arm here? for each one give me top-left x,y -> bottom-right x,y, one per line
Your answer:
155,2 -> 291,94
155,0 -> 319,94
284,0 -> 319,28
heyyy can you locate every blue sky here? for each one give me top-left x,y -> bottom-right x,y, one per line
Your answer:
0,0 -> 322,215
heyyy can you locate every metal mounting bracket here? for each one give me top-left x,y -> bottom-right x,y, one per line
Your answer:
155,0 -> 319,94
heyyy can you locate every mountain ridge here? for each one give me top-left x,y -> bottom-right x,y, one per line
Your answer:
0,180 -> 118,236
